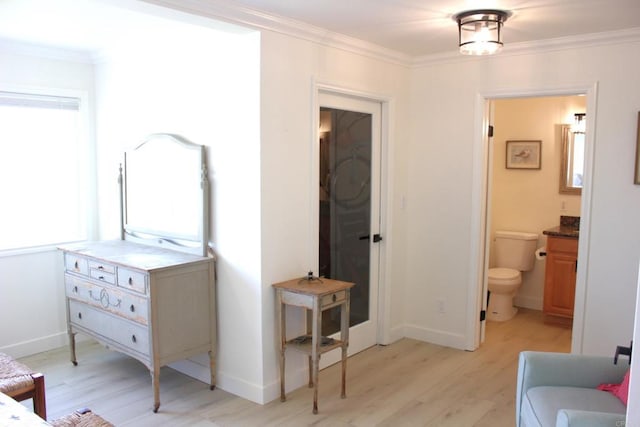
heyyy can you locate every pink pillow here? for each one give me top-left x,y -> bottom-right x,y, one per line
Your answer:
615,370 -> 630,405
597,369 -> 630,405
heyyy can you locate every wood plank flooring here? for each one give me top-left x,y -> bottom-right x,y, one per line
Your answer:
19,308 -> 570,426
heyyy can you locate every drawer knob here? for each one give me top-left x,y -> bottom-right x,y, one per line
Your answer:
128,277 -> 133,286
73,286 -> 78,293
130,304 -> 135,313
78,312 -> 82,320
131,335 -> 137,343
98,276 -> 105,281
74,261 -> 79,269
332,294 -> 337,302
98,265 -> 104,270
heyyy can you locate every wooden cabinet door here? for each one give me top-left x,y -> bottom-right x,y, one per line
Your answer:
543,237 -> 578,319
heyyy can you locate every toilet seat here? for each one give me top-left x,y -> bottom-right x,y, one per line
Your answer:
488,267 -> 521,287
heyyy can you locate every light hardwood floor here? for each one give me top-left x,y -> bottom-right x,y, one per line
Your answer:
20,308 -> 570,426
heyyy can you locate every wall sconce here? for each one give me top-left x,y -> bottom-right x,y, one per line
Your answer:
572,113 -> 586,134
453,9 -> 511,55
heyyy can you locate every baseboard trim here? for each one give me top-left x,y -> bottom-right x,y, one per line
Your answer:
403,324 -> 467,350
0,332 -> 71,358
170,356 -> 272,405
514,295 -> 543,311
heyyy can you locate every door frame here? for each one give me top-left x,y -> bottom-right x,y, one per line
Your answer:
466,83 -> 599,352
311,80 -> 394,346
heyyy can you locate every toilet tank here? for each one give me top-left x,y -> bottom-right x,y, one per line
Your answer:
494,230 -> 538,271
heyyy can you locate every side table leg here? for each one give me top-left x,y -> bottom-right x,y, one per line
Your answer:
308,355 -> 313,387
340,291 -> 350,399
312,298 -> 321,414
278,293 -> 287,402
341,346 -> 347,399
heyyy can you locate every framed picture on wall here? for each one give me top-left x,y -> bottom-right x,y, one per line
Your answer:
506,140 -> 541,169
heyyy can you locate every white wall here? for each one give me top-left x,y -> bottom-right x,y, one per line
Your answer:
491,96 -> 585,310
407,41 -> 640,355
627,259 -> 640,424
0,48 -> 95,357
259,30 -> 411,402
93,24 -> 262,399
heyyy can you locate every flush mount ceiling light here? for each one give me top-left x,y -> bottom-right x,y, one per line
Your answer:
453,9 -> 511,55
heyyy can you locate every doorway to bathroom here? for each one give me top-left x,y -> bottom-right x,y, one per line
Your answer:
475,92 -> 592,350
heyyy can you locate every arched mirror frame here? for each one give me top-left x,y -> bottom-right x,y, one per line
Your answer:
119,133 -> 209,257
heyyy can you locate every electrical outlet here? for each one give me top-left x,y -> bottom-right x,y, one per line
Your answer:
436,298 -> 446,314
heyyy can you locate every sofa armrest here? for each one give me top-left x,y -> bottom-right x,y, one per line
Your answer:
516,351 -> 627,427
556,409 -> 626,427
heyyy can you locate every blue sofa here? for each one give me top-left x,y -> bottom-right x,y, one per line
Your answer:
516,351 -> 628,427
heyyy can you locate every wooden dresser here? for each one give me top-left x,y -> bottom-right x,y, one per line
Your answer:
60,240 -> 215,412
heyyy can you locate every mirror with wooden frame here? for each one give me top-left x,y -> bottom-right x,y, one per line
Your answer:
560,124 -> 585,195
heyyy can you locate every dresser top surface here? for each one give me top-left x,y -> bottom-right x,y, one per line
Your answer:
59,240 -> 211,271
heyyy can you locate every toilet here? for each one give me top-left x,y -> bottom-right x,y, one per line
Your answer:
487,230 -> 538,321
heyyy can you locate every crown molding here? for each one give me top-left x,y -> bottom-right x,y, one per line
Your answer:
142,0 -> 412,67
0,39 -> 94,64
5,0 -> 640,69
410,27 -> 640,67
146,0 -> 640,69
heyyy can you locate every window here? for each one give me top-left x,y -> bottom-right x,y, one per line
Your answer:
0,90 -> 92,251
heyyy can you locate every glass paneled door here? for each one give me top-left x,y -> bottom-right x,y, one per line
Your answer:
317,91 -> 381,364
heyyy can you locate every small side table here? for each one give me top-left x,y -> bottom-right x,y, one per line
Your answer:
273,276 -> 354,414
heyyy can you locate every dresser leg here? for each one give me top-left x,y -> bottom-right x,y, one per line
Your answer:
151,368 -> 160,412
209,350 -> 216,390
69,331 -> 78,366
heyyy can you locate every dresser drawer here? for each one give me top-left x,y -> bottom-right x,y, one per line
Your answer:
88,260 -> 116,274
89,269 -> 116,285
65,254 -> 89,276
69,300 -> 150,357
66,275 -> 149,325
117,268 -> 147,294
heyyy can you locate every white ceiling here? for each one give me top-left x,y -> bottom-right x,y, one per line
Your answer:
0,0 -> 639,58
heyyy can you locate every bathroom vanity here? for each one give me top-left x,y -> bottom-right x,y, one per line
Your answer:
542,218 -> 579,326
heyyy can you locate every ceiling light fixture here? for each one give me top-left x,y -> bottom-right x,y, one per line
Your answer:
453,9 -> 511,55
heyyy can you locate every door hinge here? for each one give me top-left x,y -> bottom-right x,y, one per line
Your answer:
480,310 -> 486,321
488,125 -> 494,138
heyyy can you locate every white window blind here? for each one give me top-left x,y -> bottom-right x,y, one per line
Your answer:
0,90 -> 88,251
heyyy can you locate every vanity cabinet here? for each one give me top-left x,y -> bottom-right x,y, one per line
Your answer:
60,240 -> 216,412
543,235 -> 578,324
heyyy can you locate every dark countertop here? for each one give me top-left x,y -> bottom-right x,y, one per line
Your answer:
543,225 -> 579,238
543,215 -> 580,238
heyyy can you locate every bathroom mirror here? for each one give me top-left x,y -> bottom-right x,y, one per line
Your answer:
559,124 -> 585,195
120,133 -> 209,256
